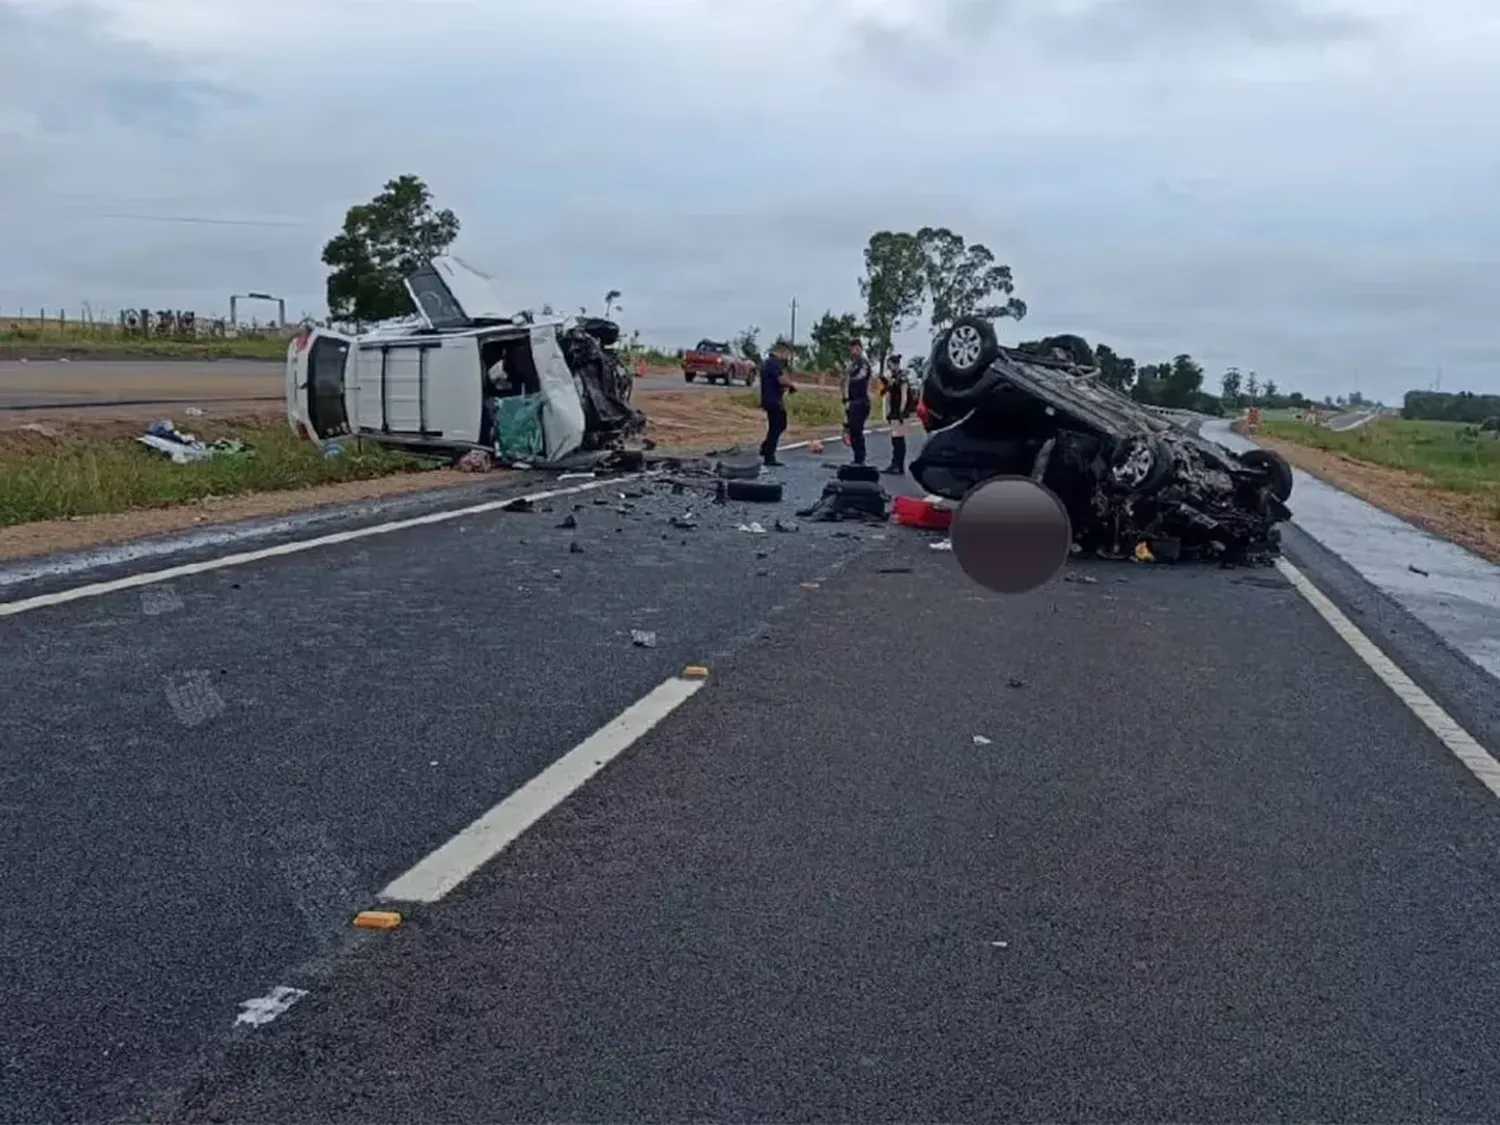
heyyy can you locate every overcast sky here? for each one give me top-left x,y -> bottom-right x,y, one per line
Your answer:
1,0 -> 1496,400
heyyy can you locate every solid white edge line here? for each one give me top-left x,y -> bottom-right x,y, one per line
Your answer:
0,427 -> 866,619
0,476 -> 629,618
1277,558 -> 1500,799
380,675 -> 705,904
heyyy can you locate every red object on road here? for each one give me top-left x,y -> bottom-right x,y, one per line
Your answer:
891,495 -> 953,531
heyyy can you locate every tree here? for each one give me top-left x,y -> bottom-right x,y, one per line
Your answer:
1095,344 -> 1137,392
1262,378 -> 1279,402
807,310 -> 866,372
603,289 -> 621,318
322,174 -> 460,324
916,226 -> 1027,330
1244,371 -> 1260,402
1160,354 -> 1204,409
734,325 -> 761,361
860,231 -> 927,370
1220,367 -> 1243,407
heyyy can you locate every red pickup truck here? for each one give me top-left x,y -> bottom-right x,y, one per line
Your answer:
682,339 -> 756,385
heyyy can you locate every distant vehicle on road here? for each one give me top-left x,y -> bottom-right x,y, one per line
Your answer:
682,339 -> 756,385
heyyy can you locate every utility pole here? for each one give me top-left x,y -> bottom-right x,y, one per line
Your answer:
788,297 -> 797,352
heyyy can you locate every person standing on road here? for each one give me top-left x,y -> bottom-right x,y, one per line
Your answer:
879,353 -> 912,476
758,342 -> 796,467
841,338 -> 873,465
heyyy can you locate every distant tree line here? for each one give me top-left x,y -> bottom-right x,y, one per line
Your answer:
1402,391 -> 1500,423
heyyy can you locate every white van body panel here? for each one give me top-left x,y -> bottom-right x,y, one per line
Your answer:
351,336 -> 483,444
529,324 -> 585,462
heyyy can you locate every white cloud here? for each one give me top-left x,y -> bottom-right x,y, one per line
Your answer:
1,0 -> 1497,401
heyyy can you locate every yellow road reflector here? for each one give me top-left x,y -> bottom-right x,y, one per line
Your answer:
353,910 -> 403,930
682,665 -> 710,679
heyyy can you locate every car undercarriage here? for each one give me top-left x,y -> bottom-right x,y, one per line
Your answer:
911,318 -> 1294,565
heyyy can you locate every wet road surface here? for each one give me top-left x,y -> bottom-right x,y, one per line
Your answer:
3,435 -> 1500,1123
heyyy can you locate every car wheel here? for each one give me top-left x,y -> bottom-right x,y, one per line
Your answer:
684,372 -> 695,383
1240,448 -> 1293,501
1108,435 -> 1174,494
935,316 -> 1001,386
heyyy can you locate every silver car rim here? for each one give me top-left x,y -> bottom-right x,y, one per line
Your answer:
1112,440 -> 1155,488
947,324 -> 983,370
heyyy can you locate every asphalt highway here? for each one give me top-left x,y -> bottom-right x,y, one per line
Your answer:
0,360 -> 729,410
3,435 -> 1500,1123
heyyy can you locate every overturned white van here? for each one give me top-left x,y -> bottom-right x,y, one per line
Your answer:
287,256 -> 644,463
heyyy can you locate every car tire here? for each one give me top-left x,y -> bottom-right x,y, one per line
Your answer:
934,316 -> 1001,387
1109,435 -> 1175,495
727,479 -> 784,503
1240,448 -> 1293,501
684,372 -> 696,383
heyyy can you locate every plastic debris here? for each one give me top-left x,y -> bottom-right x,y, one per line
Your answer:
930,539 -> 953,551
322,442 -> 344,459
774,518 -> 799,533
972,735 -> 992,745
631,629 -> 658,648
737,522 -> 767,534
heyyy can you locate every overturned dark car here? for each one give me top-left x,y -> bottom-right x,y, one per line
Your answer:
910,317 -> 1293,564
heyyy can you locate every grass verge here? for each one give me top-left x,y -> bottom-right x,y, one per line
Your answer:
0,326 -> 292,361
729,388 -> 846,428
1,421 -> 430,527
1260,419 -> 1500,517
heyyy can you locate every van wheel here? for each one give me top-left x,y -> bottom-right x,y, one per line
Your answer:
727,479 -> 784,502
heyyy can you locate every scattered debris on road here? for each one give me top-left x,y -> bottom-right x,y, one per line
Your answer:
631,629 -> 658,648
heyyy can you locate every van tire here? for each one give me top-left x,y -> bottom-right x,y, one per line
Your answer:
727,479 -> 784,503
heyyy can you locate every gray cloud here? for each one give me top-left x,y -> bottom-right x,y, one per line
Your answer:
0,0 -> 1496,404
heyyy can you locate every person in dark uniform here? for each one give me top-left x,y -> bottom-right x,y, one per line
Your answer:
758,342 -> 796,466
879,353 -> 912,475
841,338 -> 873,465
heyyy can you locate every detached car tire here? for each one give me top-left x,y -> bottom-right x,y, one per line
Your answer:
1240,448 -> 1294,501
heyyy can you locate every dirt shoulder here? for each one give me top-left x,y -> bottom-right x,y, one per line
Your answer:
1250,431 -> 1500,565
0,388 -> 840,567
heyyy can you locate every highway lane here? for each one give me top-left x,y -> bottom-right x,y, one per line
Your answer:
166,531 -> 1500,1124
0,359 -> 741,410
0,442 -> 900,1123
2,436 -> 1499,1122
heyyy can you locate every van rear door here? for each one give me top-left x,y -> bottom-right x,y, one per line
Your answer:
287,328 -> 355,441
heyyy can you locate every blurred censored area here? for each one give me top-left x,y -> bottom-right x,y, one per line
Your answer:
950,477 -> 1072,594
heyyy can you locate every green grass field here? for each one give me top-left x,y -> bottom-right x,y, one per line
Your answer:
0,320 -> 294,361
0,422 -> 430,527
1261,418 -> 1500,515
